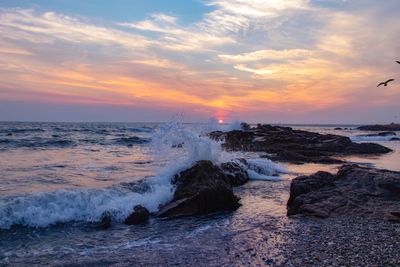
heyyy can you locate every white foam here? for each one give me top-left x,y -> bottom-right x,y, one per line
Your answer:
245,158 -> 288,181
0,179 -> 174,229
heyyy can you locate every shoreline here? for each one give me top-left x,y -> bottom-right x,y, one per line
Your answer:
1,122 -> 400,266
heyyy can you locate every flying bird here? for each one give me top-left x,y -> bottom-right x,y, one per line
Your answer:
396,61 -> 400,64
377,79 -> 394,87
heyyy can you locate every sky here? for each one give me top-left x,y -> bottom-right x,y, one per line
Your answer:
0,0 -> 399,123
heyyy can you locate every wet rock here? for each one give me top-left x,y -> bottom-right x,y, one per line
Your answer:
287,165 -> 400,220
357,123 -> 400,131
100,211 -> 112,229
157,160 -> 240,218
220,159 -> 249,186
210,124 -> 392,164
124,205 -> 150,225
240,122 -> 251,131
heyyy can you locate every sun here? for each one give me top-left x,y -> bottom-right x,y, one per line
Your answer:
218,119 -> 223,124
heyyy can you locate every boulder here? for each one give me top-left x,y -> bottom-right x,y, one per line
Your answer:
124,205 -> 150,225
287,165 -> 400,220
157,161 -> 240,218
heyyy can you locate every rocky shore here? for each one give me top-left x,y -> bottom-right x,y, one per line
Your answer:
358,123 -> 400,131
287,164 -> 400,221
95,123 -> 400,266
210,124 -> 392,164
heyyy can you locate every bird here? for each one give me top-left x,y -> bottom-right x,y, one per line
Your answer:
377,79 -> 394,87
396,61 -> 400,64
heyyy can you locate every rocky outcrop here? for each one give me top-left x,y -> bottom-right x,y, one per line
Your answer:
124,205 -> 150,225
287,165 -> 400,221
157,161 -> 240,218
210,124 -> 392,164
220,159 -> 249,186
357,123 -> 400,131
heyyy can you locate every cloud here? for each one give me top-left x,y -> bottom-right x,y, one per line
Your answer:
206,0 -> 310,18
1,0 -> 400,123
0,9 -> 153,49
219,49 -> 313,63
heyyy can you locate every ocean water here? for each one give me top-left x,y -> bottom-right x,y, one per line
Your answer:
0,122 -> 399,266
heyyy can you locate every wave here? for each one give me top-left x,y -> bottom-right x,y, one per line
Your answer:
246,158 -> 288,181
0,138 -> 75,149
0,136 -> 151,149
126,127 -> 153,133
350,135 -> 398,142
113,136 -> 151,146
0,128 -> 45,134
0,185 -> 173,229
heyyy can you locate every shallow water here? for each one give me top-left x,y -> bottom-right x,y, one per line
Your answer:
0,122 -> 399,266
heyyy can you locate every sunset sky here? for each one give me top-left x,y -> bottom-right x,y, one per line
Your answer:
0,0 -> 399,123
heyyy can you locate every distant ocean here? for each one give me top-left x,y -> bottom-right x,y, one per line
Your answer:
1,121 -> 399,265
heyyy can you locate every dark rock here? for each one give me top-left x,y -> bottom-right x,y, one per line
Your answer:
287,165 -> 400,220
357,123 -> 400,131
376,131 -> 396,136
99,211 -> 112,229
157,160 -> 240,218
124,205 -> 150,225
210,124 -> 392,164
390,137 -> 400,141
334,127 -> 342,130
220,159 -> 249,186
240,122 -> 251,131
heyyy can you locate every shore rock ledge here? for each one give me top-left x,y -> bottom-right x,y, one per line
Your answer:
157,160 -> 240,218
287,165 -> 400,221
357,123 -> 400,131
210,124 -> 392,164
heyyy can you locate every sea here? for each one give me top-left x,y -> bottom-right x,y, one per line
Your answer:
0,121 -> 399,266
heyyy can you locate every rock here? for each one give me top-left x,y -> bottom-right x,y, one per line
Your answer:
220,159 -> 249,186
357,123 -> 400,131
240,122 -> 251,131
99,211 -> 112,229
210,124 -> 392,164
287,165 -> 400,220
157,160 -> 240,218
376,131 -> 396,136
390,137 -> 400,141
334,127 -> 343,130
124,205 -> 150,225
